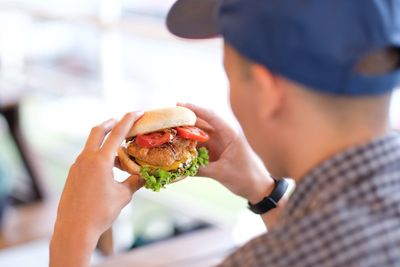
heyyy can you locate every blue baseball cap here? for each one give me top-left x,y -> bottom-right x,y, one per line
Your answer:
167,0 -> 400,96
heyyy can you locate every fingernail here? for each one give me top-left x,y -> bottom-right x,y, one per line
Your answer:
130,110 -> 144,117
103,118 -> 117,125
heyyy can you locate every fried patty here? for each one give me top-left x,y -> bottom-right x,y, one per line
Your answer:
127,136 -> 197,167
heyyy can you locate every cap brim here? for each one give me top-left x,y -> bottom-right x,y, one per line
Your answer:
166,0 -> 220,39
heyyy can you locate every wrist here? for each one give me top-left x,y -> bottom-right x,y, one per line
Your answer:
247,174 -> 275,204
50,219 -> 100,267
51,218 -> 99,252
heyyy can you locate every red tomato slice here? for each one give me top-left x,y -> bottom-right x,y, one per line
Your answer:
176,126 -> 210,142
135,131 -> 171,148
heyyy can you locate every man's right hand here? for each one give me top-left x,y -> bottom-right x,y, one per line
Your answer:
178,103 -> 275,204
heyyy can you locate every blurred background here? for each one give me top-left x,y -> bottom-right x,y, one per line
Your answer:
0,1 -> 399,266
0,1 -> 261,266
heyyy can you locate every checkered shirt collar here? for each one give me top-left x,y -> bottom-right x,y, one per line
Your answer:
282,131 -> 400,223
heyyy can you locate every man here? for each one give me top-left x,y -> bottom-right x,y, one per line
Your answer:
50,0 -> 400,266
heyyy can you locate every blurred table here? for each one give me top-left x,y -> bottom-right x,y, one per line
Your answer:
94,227 -> 237,267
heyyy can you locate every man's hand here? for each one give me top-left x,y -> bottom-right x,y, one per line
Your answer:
178,103 -> 275,204
50,111 -> 144,267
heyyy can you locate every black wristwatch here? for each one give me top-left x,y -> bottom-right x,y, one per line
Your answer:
248,178 -> 289,214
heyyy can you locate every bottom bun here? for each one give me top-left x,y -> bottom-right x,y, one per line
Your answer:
117,147 -> 141,175
117,147 -> 187,184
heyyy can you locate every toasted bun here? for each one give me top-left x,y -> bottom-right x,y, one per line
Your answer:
117,147 -> 141,175
127,106 -> 196,137
117,147 -> 187,183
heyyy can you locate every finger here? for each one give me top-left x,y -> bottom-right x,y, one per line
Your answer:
83,119 -> 117,152
101,111 -> 144,158
178,103 -> 238,149
195,118 -> 215,132
122,174 -> 144,193
177,103 -> 228,132
196,161 -> 219,178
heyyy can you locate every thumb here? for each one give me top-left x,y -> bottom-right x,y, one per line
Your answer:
122,174 -> 144,193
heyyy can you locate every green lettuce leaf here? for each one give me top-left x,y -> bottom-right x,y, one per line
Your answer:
139,147 -> 209,192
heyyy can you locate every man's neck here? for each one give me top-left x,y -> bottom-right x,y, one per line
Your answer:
286,124 -> 390,181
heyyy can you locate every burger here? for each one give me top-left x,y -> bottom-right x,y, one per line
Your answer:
117,106 -> 209,191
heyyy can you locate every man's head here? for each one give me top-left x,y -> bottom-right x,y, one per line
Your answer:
167,0 -> 400,178
224,42 -> 394,177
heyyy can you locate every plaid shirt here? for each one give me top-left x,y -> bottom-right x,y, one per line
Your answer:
219,132 -> 400,267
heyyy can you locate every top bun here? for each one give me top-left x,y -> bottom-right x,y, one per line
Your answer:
127,106 -> 196,137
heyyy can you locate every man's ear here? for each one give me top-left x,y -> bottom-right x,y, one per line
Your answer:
250,63 -> 284,120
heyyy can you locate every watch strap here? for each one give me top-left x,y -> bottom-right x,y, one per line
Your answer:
248,178 -> 289,214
